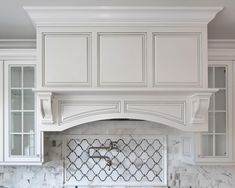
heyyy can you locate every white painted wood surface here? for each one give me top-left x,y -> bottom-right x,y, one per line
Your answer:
38,27 -> 207,89
44,33 -> 91,87
24,7 -> 222,90
153,33 -> 201,87
24,6 -> 223,27
98,33 -> 146,87
0,60 -> 3,162
26,6 -> 222,132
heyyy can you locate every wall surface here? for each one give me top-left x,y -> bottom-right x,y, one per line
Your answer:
0,120 -> 235,188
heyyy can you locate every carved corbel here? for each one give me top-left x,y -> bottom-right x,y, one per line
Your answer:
189,93 -> 212,124
37,92 -> 54,124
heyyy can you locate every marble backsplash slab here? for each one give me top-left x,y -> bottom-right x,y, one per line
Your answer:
0,120 -> 235,188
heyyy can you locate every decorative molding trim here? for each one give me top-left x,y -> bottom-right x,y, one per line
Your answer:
59,100 -> 121,124
24,6 -> 223,27
208,49 -> 235,60
124,100 -> 186,125
35,91 -> 216,131
0,49 -> 36,60
97,32 -> 146,87
0,39 -> 36,49
189,93 -> 212,124
33,88 -> 218,95
208,39 -> 235,49
37,92 -> 54,124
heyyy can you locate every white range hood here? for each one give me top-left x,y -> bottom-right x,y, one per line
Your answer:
24,6 -> 222,132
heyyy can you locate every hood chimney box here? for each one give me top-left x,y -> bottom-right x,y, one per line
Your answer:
24,6 -> 222,132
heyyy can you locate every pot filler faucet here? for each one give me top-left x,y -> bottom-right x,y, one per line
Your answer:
88,141 -> 119,170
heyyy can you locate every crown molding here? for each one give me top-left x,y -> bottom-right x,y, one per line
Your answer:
0,39 -> 36,49
208,48 -> 235,61
0,49 -> 36,60
208,39 -> 235,49
208,39 -> 235,60
24,6 -> 223,27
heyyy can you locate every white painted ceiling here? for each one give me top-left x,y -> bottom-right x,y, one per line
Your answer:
0,0 -> 235,39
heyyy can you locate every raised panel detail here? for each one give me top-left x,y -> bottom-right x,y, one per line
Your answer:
59,100 -> 121,124
43,33 -> 91,87
124,101 -> 185,125
98,33 -> 146,87
153,33 -> 201,87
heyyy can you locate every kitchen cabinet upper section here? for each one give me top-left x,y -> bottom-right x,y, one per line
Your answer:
25,6 -> 223,90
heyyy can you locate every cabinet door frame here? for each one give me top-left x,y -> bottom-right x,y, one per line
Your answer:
0,60 -> 3,162
195,61 -> 233,163
4,60 -> 41,162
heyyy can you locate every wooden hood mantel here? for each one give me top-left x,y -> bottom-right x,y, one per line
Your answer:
24,6 -> 222,132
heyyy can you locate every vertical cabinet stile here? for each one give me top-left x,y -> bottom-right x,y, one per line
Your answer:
0,60 -> 3,162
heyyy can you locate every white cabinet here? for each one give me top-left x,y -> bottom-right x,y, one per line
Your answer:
38,28 -> 207,89
197,61 -> 233,163
182,60 -> 235,164
24,7 -> 222,90
0,50 -> 42,165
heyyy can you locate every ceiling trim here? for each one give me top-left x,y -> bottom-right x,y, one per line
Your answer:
0,39 -> 36,49
24,6 -> 223,27
208,49 -> 235,61
208,39 -> 235,49
0,49 -> 36,60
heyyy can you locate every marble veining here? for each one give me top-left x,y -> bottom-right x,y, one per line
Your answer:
0,120 -> 235,188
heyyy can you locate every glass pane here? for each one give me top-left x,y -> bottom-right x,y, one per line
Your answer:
209,95 -> 214,111
201,135 -> 213,156
23,134 -> 35,156
23,89 -> 34,110
23,112 -> 34,132
23,67 -> 34,88
215,67 -> 226,88
11,67 -> 22,88
215,135 -> 226,156
11,135 -> 22,155
215,112 -> 226,133
208,67 -> 213,88
215,90 -> 226,111
11,89 -> 22,110
11,112 -> 22,133
208,112 -> 213,133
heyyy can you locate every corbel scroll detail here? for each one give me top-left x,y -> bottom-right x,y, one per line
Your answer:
37,92 -> 54,124
189,93 -> 212,124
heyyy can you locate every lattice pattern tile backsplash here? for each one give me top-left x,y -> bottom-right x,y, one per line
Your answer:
64,135 -> 167,186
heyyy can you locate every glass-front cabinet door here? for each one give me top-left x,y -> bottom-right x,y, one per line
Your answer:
4,60 -> 41,163
197,61 -> 233,163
